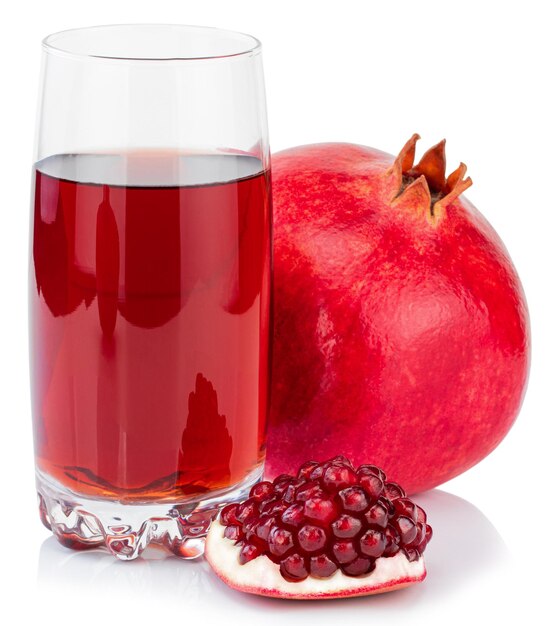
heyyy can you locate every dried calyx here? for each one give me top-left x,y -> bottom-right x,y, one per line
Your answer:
387,134 -> 472,223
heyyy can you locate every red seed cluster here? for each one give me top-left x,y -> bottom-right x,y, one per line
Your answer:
219,456 -> 433,582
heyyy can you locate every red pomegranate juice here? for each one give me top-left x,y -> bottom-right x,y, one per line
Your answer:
30,153 -> 271,501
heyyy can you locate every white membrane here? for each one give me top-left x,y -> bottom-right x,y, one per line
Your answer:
206,521 -> 425,598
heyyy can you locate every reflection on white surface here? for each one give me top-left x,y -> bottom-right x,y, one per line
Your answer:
412,490 -> 509,597
38,541 -> 220,601
37,489 -> 509,617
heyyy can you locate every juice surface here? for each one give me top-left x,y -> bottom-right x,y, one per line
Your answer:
30,153 -> 271,501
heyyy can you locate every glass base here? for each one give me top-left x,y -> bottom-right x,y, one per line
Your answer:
36,466 -> 262,560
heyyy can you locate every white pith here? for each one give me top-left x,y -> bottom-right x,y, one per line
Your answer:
206,520 -> 426,599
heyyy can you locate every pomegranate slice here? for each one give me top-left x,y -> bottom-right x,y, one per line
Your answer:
205,457 -> 431,599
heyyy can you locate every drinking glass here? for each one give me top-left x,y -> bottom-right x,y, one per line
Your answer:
30,25 -> 271,559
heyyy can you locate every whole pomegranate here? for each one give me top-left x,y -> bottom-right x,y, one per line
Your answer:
266,135 -> 530,493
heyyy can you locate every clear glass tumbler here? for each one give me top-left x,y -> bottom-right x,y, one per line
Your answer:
30,25 -> 271,559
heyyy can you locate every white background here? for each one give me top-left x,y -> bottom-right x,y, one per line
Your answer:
1,0 -> 555,623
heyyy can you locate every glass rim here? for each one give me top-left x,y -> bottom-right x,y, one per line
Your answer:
42,24 -> 262,62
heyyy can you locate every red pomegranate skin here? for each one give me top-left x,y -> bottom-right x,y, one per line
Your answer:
266,140 -> 530,494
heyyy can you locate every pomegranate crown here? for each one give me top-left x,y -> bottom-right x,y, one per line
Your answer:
387,134 -> 472,225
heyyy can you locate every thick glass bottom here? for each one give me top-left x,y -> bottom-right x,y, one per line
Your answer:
36,466 -> 262,560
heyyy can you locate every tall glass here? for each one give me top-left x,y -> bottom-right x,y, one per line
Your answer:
30,25 -> 271,559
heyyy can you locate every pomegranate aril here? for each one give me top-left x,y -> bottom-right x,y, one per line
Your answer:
415,532 -> 431,553
416,505 -> 427,524
244,517 -> 260,540
273,473 -> 292,486
338,486 -> 370,512
332,540 -> 358,564
255,515 -> 275,542
258,496 -> 275,511
297,524 -> 327,553
360,529 -> 386,558
364,500 -> 389,528
383,544 -> 400,558
283,483 -> 298,504
408,522 -> 426,548
281,503 -> 305,528
224,525 -> 243,541
261,499 -> 288,516
238,542 -> 263,565
393,498 -> 418,522
220,503 -> 240,525
383,524 -> 401,557
309,554 -> 337,578
309,464 -> 326,481
382,498 -> 396,517
341,556 -> 375,577
323,465 -> 358,492
268,526 -> 295,557
249,481 -> 274,502
273,475 -> 296,496
359,473 -> 384,500
236,498 -> 259,523
304,497 -> 338,525
403,547 -> 420,562
274,483 -> 296,498
357,464 -> 386,481
280,553 -> 309,582
413,524 -> 433,553
329,455 -> 353,468
297,460 -> 319,479
331,514 -> 362,539
295,480 -> 326,502
384,482 -> 406,500
394,515 -> 418,545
